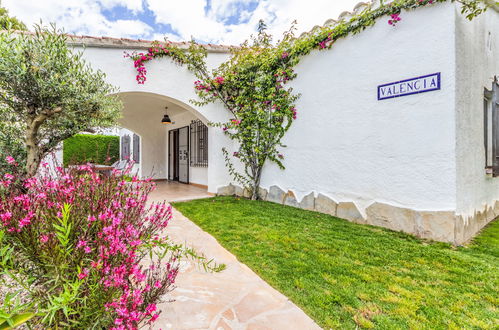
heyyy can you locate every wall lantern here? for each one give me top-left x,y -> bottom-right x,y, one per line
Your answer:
161,106 -> 172,124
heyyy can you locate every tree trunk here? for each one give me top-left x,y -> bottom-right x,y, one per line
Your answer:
25,114 -> 46,177
251,167 -> 262,200
26,142 -> 41,177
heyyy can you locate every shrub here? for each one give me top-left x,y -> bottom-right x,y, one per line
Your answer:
0,157 -> 222,329
63,134 -> 119,167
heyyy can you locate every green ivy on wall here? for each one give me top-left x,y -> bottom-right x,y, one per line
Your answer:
63,134 -> 119,167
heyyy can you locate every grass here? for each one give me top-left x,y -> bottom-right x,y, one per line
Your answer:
172,197 -> 499,329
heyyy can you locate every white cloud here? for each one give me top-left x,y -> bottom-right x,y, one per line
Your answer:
3,0 -> 362,44
2,0 -> 151,38
146,0 -> 361,44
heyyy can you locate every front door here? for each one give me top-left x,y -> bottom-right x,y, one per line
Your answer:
168,126 -> 189,183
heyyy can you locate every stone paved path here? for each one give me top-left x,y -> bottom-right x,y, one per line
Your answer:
149,191 -> 320,329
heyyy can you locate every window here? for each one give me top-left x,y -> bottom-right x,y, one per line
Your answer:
132,134 -> 140,164
484,76 -> 499,176
121,135 -> 130,161
190,120 -> 208,167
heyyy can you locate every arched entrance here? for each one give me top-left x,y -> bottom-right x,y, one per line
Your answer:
116,91 -> 210,189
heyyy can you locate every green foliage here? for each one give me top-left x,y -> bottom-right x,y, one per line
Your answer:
63,134 -> 119,167
0,6 -> 26,31
173,197 -> 499,329
0,291 -> 35,330
52,204 -> 73,254
0,107 -> 25,176
0,230 -> 35,330
0,24 -> 122,176
458,0 -> 497,19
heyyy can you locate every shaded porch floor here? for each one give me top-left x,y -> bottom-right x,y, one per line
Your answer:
151,181 -> 213,202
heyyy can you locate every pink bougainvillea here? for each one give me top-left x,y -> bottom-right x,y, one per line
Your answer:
124,43 -> 173,84
388,13 -> 402,26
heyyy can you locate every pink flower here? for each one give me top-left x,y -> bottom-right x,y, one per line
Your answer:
5,156 -> 16,165
77,240 -> 87,249
145,304 -> 156,314
388,13 -> 402,26
19,212 -> 34,228
78,268 -> 89,280
154,281 -> 162,288
0,211 -> 12,220
3,173 -> 14,180
84,246 -> 92,254
149,313 -> 160,323
214,76 -> 225,84
40,234 -> 49,243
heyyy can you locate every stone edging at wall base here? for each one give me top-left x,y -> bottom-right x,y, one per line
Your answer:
216,184 -> 497,245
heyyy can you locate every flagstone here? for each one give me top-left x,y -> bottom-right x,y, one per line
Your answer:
148,187 -> 320,330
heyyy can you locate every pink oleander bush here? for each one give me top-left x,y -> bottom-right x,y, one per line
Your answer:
0,157 -> 202,329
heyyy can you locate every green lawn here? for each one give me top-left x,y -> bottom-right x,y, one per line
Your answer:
172,197 -> 499,329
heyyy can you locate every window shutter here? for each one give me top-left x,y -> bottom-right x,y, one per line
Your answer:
485,77 -> 499,176
493,77 -> 499,175
133,134 -> 140,163
121,135 -> 130,161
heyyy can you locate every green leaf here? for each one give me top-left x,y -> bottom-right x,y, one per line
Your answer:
10,313 -> 35,328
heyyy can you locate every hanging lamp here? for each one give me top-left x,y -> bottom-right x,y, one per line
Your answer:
161,106 -> 172,124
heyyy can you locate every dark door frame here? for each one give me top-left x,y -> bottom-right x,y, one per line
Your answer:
168,126 -> 189,184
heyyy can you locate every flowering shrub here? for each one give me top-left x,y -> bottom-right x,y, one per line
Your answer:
0,157 -> 221,329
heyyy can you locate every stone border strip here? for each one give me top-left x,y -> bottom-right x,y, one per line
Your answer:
217,184 -> 497,245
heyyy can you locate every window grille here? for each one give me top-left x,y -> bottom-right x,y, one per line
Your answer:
132,134 -> 140,163
121,135 -> 130,161
190,120 -> 208,167
484,76 -> 499,176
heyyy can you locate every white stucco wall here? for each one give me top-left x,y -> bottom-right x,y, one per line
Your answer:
455,6 -> 499,217
259,2 -> 458,214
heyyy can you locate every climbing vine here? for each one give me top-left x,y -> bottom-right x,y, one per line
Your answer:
126,0 -> 493,199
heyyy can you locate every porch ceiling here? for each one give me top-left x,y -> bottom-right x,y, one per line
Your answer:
119,92 -> 187,119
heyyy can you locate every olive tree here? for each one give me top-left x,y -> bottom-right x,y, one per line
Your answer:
0,5 -> 26,31
0,25 -> 122,176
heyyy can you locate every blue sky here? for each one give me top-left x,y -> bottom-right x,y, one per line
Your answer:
3,0 -> 360,45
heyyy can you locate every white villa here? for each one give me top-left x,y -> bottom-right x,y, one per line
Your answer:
69,1 -> 498,244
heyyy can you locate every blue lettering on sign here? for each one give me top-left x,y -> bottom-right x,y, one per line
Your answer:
378,73 -> 441,101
